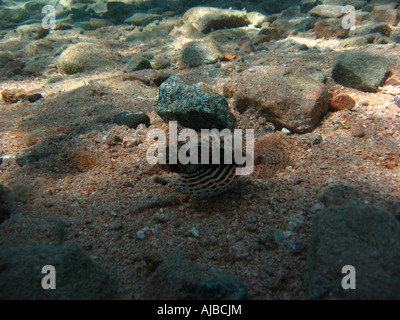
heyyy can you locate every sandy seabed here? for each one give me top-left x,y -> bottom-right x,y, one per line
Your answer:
0,23 -> 400,299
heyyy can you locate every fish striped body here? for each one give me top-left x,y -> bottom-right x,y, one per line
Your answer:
158,142 -> 243,198
177,164 -> 239,198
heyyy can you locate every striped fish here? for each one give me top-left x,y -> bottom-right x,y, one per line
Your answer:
176,164 -> 239,198
158,142 -> 242,198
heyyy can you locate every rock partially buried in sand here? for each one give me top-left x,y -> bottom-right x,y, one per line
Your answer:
0,51 -> 12,68
17,23 -> 49,40
124,13 -> 162,26
309,4 -> 345,19
223,66 -> 329,134
156,76 -> 236,131
196,273 -> 248,300
182,6 -> 250,34
143,250 -> 204,299
305,205 -> 400,299
332,53 -> 391,92
0,244 -> 115,299
57,42 -> 114,74
180,39 -> 224,68
114,112 -> 150,129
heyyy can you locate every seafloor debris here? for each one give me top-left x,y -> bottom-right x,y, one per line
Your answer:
1,89 -> 27,104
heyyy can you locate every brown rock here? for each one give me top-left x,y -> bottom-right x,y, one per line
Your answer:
385,76 -> 400,85
329,94 -> 356,111
238,36 -> 254,53
253,34 -> 270,45
1,89 -> 27,104
223,66 -> 329,133
3,60 -> 25,77
351,121 -> 367,138
314,19 -> 349,38
370,9 -> 399,26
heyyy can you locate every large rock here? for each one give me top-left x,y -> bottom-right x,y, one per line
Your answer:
223,66 -> 329,133
313,18 -> 349,38
156,76 -> 236,131
196,273 -> 248,300
369,7 -> 399,26
17,23 -> 49,40
143,250 -> 204,299
182,7 -> 250,34
57,42 -> 115,74
332,53 -> 391,92
180,39 -> 224,68
309,4 -> 345,18
0,7 -> 29,23
0,244 -> 115,299
305,205 -> 400,299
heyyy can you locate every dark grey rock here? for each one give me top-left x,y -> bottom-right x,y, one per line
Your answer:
125,56 -> 152,72
0,244 -> 115,299
143,250 -> 204,299
114,112 -> 150,129
332,53 -> 391,92
318,184 -> 364,208
23,93 -> 43,103
0,7 -> 29,23
156,76 -> 236,131
0,214 -> 68,246
300,0 -> 322,13
0,184 -> 10,224
305,205 -> 400,299
0,51 -> 12,68
0,205 -> 10,225
196,273 -> 248,300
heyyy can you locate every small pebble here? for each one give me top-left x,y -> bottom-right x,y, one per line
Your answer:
330,94 -> 355,111
122,136 -> 139,148
351,121 -> 367,138
23,93 -> 43,103
137,227 -> 150,240
189,227 -> 199,238
106,134 -> 122,146
1,89 -> 27,104
305,132 -> 323,145
281,128 -> 291,134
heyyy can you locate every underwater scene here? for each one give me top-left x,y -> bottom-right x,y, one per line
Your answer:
0,0 -> 400,301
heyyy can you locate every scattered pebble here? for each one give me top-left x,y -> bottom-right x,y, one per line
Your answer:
329,94 -> 356,111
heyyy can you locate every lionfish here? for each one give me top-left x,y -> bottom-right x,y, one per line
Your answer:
157,134 -> 290,198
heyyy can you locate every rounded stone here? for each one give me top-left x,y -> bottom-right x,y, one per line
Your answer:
57,42 -> 114,75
